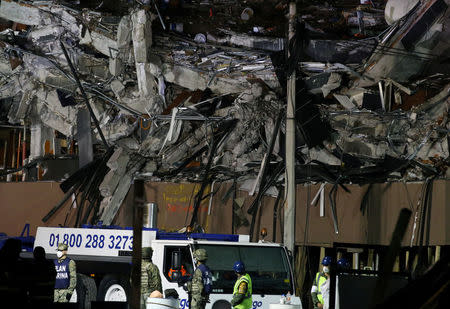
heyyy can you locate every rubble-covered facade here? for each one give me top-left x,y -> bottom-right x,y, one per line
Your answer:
0,1 -> 449,308
0,0 -> 448,233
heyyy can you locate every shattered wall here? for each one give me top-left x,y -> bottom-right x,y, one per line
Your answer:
295,180 -> 450,247
2,180 -> 449,248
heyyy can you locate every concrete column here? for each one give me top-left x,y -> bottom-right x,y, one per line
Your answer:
435,246 -> 441,263
29,122 -> 53,159
132,9 -> 156,98
77,108 -> 93,168
368,249 -> 374,269
353,252 -> 360,270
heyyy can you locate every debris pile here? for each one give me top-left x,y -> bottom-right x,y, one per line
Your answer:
0,0 -> 448,223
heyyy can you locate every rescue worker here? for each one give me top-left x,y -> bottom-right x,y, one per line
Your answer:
53,243 -> 77,303
187,249 -> 212,309
337,258 -> 351,271
311,256 -> 332,309
231,261 -> 252,309
335,258 -> 351,308
141,247 -> 162,308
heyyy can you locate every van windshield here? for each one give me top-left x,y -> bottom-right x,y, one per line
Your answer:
194,244 -> 293,295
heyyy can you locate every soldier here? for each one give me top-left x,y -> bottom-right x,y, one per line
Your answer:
141,247 -> 162,308
53,243 -> 77,303
187,249 -> 212,309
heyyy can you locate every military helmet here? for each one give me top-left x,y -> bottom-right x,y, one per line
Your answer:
57,243 -> 68,251
193,249 -> 208,261
142,247 -> 153,259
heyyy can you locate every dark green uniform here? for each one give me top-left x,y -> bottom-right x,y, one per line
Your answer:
141,247 -> 162,309
188,267 -> 206,309
187,249 -> 211,309
141,260 -> 162,300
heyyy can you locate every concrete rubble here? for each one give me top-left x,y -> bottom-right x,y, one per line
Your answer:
0,0 -> 448,222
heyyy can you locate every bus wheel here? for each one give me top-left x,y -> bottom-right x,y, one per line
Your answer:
97,275 -> 129,302
212,300 -> 232,309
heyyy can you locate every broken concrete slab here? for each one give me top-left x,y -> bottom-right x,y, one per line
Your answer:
0,0 -> 42,26
353,0 -> 449,87
80,28 -> 118,58
7,90 -> 34,124
100,148 -> 131,198
136,62 -> 157,97
333,94 -> 357,110
100,157 -> 145,225
131,9 -> 153,63
321,73 -> 342,97
107,147 -> 126,171
207,30 -> 285,52
385,0 -> 421,25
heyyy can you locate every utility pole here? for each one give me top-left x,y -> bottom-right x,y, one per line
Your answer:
131,179 -> 144,309
284,2 -> 296,254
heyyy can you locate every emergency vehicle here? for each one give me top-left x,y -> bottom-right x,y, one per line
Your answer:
32,225 -> 303,309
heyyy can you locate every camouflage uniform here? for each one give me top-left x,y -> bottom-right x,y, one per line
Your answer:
141,247 -> 162,309
54,243 -> 76,303
187,249 -> 211,309
189,267 -> 206,309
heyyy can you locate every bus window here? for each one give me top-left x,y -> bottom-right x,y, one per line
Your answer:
194,244 -> 293,295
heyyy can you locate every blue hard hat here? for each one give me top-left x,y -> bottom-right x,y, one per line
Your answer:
322,256 -> 332,266
233,261 -> 245,274
337,258 -> 350,270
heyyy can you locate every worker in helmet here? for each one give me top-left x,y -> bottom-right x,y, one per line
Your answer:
337,258 -> 351,271
53,243 -> 77,303
141,247 -> 162,309
311,256 -> 332,309
334,257 -> 351,308
187,249 -> 212,309
231,261 -> 252,309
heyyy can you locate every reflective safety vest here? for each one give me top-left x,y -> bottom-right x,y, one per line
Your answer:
314,272 -> 327,304
54,258 -> 71,289
233,273 -> 252,309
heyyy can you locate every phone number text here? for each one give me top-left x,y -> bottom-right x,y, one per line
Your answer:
48,233 -> 133,250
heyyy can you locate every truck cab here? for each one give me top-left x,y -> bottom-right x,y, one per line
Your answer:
152,235 -> 301,309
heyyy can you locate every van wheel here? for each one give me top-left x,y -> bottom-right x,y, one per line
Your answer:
97,275 -> 129,302
74,273 -> 97,309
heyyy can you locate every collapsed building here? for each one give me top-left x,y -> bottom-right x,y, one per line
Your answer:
0,0 -> 449,307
